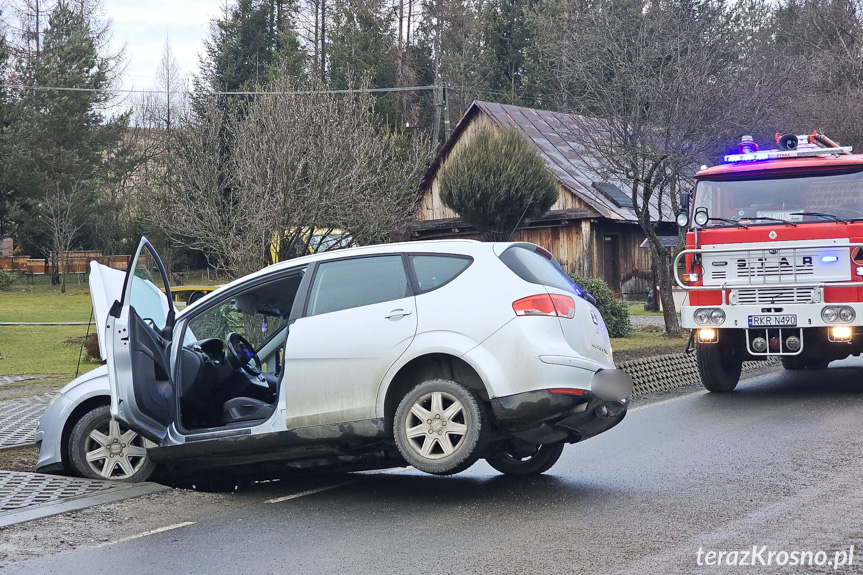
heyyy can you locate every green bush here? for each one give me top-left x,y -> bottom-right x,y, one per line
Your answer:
0,270 -> 15,292
570,274 -> 631,338
439,126 -> 559,241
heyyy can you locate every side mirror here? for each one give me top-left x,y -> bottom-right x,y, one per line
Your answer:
676,191 -> 691,229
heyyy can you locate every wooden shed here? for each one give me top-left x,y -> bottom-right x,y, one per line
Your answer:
412,101 -> 676,299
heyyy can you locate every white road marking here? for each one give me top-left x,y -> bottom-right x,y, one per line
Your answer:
95,521 -> 197,548
629,390 -> 706,413
265,480 -> 358,504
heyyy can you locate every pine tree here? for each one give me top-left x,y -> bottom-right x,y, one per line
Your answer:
10,1 -> 127,289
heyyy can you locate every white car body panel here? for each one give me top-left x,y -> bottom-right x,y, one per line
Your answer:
284,295 -> 418,428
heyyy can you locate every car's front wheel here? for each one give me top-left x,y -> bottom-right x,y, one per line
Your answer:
393,379 -> 489,475
69,405 -> 155,482
485,441 -> 565,476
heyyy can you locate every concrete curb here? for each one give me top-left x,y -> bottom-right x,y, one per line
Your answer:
619,352 -> 780,397
0,479 -> 169,527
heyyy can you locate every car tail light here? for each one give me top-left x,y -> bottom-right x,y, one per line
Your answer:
548,388 -> 585,396
513,294 -> 576,318
535,246 -> 554,260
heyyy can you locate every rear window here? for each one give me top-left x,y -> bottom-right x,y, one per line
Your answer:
307,256 -> 410,316
410,255 -> 472,293
499,246 -> 582,295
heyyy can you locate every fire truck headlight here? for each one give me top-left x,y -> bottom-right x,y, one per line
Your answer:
693,208 -> 709,227
694,308 -> 711,325
839,307 -> 856,323
709,309 -> 726,325
697,328 -> 717,342
856,266 -> 863,277
822,307 -> 839,323
676,212 -> 689,228
830,326 -> 853,342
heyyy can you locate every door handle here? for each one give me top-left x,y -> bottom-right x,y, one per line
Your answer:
385,309 -> 413,320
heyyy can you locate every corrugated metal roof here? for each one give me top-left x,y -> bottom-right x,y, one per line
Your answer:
448,101 -> 675,223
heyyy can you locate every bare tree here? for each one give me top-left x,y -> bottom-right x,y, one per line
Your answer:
40,182 -> 84,293
533,0 -> 794,335
151,71 -> 429,277
151,38 -> 186,133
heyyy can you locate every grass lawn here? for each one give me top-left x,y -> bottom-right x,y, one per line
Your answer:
627,303 -> 663,317
0,283 -> 92,323
612,328 -> 690,362
0,324 -> 101,377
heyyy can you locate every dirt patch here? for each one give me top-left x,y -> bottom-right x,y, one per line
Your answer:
613,335 -> 690,363
0,446 -> 38,473
0,377 -> 66,402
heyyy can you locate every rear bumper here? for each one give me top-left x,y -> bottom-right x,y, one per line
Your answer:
490,377 -> 630,445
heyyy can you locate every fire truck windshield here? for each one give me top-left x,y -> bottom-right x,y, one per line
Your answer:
694,169 -> 863,226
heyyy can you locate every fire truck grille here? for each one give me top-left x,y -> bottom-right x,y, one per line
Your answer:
736,260 -> 815,279
734,287 -> 814,304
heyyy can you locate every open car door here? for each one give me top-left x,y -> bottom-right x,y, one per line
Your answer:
105,237 -> 177,443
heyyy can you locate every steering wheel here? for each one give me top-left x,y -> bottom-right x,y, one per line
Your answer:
225,332 -> 262,376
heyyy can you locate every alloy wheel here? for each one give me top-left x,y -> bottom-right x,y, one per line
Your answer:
403,391 -> 469,460
83,419 -> 150,479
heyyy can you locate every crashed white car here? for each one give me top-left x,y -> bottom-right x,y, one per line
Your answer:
36,237 -> 632,484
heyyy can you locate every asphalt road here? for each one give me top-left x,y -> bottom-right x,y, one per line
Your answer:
4,357 -> 863,575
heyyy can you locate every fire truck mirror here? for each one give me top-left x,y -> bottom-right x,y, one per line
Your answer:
677,191 -> 691,228
693,206 -> 709,227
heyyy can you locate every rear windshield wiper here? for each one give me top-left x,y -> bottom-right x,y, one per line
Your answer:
789,211 -> 847,223
707,217 -> 748,229
741,216 -> 797,227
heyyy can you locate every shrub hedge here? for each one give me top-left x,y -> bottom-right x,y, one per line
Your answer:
570,274 -> 631,338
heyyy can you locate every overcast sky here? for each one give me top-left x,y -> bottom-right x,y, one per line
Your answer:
103,1 -> 220,92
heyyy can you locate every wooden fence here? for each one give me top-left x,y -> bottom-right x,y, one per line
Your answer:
0,252 -> 130,275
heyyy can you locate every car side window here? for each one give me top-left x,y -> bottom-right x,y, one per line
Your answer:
128,247 -> 170,331
307,256 -> 409,316
410,255 -> 471,293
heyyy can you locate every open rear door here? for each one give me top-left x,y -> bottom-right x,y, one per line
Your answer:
105,237 -> 177,443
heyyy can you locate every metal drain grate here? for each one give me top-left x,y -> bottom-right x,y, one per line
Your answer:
0,393 -> 54,448
0,470 -> 113,512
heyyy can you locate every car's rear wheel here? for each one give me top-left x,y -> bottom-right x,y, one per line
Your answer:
69,405 -> 155,482
393,379 -> 489,475
696,340 -> 742,393
485,441 -> 565,476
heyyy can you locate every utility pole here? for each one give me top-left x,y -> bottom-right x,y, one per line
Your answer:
433,84 -> 441,149
442,84 -> 451,141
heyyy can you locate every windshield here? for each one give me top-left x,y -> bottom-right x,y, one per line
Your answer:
694,169 -> 863,226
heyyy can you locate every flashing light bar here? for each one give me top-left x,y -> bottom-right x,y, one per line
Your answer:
724,146 -> 854,164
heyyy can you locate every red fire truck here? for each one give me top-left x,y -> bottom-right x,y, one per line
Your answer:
676,132 -> 863,392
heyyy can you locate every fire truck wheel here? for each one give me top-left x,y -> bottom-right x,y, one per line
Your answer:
696,340 -> 742,392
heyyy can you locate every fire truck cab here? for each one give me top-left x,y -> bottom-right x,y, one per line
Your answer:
676,132 -> 863,392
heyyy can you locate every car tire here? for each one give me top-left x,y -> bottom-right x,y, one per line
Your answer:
187,291 -> 205,305
696,340 -> 742,393
69,405 -> 155,482
393,379 -> 489,476
485,442 -> 565,476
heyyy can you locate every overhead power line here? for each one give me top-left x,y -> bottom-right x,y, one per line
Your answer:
0,83 -> 441,96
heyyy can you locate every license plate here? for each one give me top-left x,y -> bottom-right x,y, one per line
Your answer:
748,314 -> 797,327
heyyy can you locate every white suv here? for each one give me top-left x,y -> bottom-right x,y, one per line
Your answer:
37,237 -> 631,484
